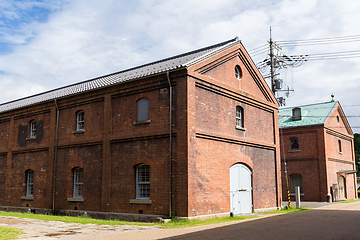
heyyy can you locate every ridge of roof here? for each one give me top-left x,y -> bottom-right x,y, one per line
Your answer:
0,37 -> 240,113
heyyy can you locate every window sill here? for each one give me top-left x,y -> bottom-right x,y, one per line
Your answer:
68,197 -> 84,202
72,130 -> 85,134
129,199 -> 152,204
21,196 -> 34,201
26,137 -> 36,141
339,152 -> 343,155
235,126 -> 246,131
289,149 -> 300,153
134,120 -> 151,125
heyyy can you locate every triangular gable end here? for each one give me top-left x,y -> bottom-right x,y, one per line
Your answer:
325,102 -> 353,136
187,42 -> 277,106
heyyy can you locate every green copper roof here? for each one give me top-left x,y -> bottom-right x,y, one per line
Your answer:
279,101 -> 337,128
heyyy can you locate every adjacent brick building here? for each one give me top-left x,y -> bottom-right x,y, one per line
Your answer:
0,37 -> 281,219
279,100 -> 357,202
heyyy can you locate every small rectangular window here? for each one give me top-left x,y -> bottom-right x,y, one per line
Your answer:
290,137 -> 299,150
137,98 -> 149,122
136,164 -> 150,199
236,106 -> 243,128
73,168 -> 83,198
26,170 -> 34,196
77,111 -> 84,131
30,121 -> 36,138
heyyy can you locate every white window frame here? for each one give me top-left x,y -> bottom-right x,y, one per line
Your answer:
30,120 -> 36,138
73,167 -> 83,198
235,65 -> 242,80
76,111 -> 85,131
26,170 -> 34,196
236,106 -> 243,128
136,164 -> 150,199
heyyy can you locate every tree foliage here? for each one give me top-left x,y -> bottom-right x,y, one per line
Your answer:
354,134 -> 360,178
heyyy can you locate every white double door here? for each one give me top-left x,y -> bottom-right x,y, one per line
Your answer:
230,163 -> 252,214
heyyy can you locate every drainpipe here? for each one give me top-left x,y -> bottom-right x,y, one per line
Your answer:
52,99 -> 60,213
167,71 -> 173,218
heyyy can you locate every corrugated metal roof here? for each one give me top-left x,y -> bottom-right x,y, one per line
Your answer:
0,37 -> 240,113
279,101 -> 337,128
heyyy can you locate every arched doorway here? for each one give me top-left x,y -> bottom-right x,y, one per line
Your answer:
338,176 -> 346,200
230,163 -> 252,214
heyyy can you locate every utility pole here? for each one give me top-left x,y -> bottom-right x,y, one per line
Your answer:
257,27 -> 299,106
269,27 -> 276,94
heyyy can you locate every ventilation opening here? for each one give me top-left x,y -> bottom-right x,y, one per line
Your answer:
74,206 -> 78,210
139,210 -> 143,214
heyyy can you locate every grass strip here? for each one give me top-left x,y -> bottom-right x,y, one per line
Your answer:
0,226 -> 24,240
0,211 -> 155,226
161,216 -> 259,229
338,199 -> 360,203
260,206 -> 311,214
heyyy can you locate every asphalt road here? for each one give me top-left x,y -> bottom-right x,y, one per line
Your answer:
80,201 -> 360,240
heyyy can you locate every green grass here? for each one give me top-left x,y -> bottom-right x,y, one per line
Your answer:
161,216 -> 259,229
338,199 -> 360,203
0,211 -> 155,226
0,226 -> 24,240
260,206 -> 311,214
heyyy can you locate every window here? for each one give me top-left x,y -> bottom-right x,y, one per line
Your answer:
76,111 -> 84,131
30,120 -> 36,138
290,137 -> 299,150
235,65 -> 242,80
292,107 -> 301,121
136,164 -> 150,199
73,167 -> 83,198
236,106 -> 244,128
137,98 -> 149,122
26,170 -> 34,196
290,174 -> 302,193
338,140 -> 342,153
336,116 -> 339,123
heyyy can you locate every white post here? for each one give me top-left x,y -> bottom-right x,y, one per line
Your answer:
295,186 -> 301,209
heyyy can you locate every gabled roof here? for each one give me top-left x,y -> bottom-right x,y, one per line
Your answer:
279,101 -> 337,128
0,37 -> 241,113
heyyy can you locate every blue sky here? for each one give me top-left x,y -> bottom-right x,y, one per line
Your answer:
0,0 -> 360,131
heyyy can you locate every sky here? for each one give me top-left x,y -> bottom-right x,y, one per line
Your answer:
0,0 -> 359,132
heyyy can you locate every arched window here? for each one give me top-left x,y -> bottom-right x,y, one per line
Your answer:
290,174 -> 302,193
338,140 -> 342,153
76,111 -> 85,131
137,98 -> 149,122
290,137 -> 299,150
30,120 -> 36,138
26,169 -> 34,196
235,65 -> 242,80
73,167 -> 84,198
292,107 -> 301,121
236,106 -> 244,128
136,164 -> 150,199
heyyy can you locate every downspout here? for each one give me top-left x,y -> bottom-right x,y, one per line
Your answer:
167,71 -> 172,218
52,99 -> 60,213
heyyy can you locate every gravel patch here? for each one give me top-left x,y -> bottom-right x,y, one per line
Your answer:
0,216 -> 159,239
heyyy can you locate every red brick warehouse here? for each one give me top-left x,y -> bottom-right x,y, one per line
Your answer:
0,37 -> 281,219
279,99 -> 357,202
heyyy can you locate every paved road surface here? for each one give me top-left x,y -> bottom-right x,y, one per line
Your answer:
77,201 -> 360,240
